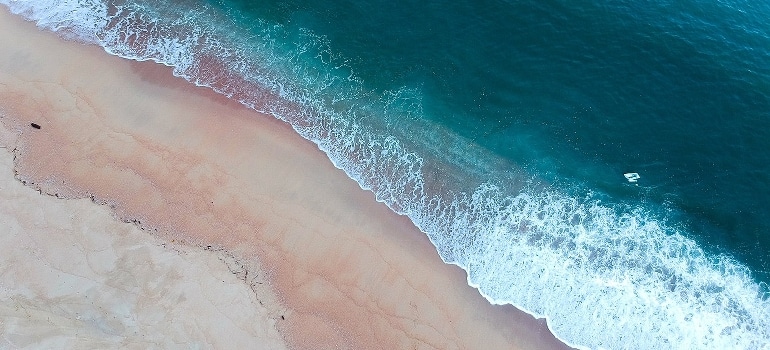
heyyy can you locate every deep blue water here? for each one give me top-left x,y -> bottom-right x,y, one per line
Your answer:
211,0 -> 770,283
4,0 -> 770,348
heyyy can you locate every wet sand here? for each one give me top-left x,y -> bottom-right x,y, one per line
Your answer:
0,8 -> 570,349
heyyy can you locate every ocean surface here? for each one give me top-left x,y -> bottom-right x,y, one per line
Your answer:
3,0 -> 769,348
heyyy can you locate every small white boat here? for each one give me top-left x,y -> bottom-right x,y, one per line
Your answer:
624,172 -> 640,183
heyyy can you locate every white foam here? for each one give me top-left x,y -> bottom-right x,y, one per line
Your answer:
434,185 -> 770,349
0,0 -> 107,43
3,1 -> 769,348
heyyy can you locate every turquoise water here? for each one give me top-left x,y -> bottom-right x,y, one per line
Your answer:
4,0 -> 770,348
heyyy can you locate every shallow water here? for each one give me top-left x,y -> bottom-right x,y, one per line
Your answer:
3,0 -> 769,348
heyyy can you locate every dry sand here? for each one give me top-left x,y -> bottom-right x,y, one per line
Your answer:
0,8 -> 570,349
0,128 -> 287,349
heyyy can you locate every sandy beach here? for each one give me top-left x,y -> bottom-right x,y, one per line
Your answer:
0,8 -> 569,349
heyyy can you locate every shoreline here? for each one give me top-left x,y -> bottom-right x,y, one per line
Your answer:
0,8 -> 570,349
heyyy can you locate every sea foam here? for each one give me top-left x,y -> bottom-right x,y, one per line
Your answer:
3,0 -> 769,348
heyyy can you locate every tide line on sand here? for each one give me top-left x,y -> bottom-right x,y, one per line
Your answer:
0,8 -> 569,350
